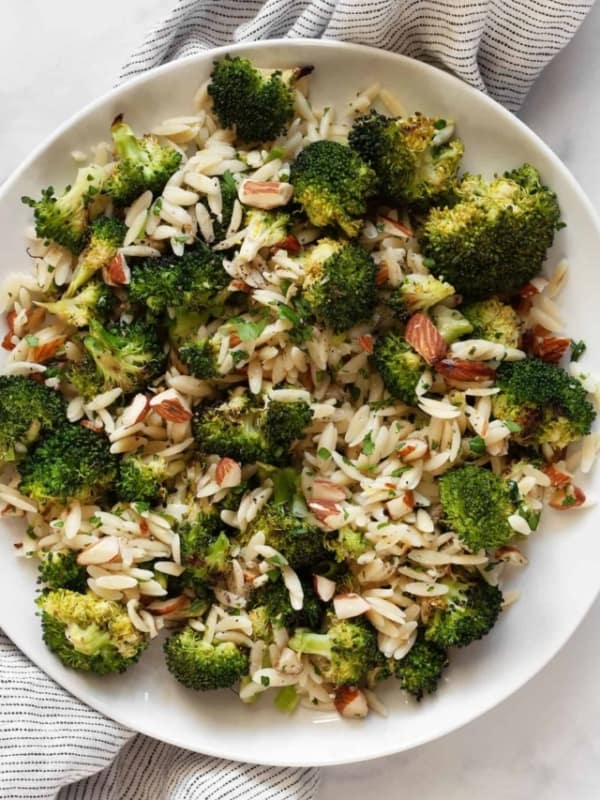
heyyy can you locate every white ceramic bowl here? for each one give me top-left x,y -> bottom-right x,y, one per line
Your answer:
0,40 -> 598,767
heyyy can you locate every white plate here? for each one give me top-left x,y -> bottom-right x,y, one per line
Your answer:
0,40 -> 599,767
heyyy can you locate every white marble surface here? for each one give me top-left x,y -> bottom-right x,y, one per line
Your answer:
2,2 -> 600,797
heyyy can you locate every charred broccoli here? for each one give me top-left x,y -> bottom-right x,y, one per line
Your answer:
248,576 -> 324,639
179,505 -> 230,587
0,376 -> 66,462
163,626 -> 248,690
39,281 -> 114,327
38,550 -> 87,593
115,454 -> 171,504
462,298 -> 522,348
424,577 -> 503,649
65,216 -> 126,297
393,632 -> 448,700
372,333 -> 426,405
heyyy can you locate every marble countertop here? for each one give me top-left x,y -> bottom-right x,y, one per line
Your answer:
2,2 -> 600,797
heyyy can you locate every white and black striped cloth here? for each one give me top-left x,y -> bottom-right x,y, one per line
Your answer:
2,1 -> 595,798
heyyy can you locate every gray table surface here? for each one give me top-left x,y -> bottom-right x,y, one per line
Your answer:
2,3 -> 599,797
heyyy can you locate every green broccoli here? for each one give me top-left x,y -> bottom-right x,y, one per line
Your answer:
167,309 -> 206,348
115,454 -> 171,504
494,358 -> 596,449
324,526 -> 369,563
39,281 -> 114,327
208,56 -> 312,144
393,632 -> 448,700
438,465 -> 523,551
36,589 -> 148,674
389,274 -> 455,318
163,626 -> 248,690
290,140 -> 378,237
178,338 -> 221,380
248,576 -> 324,639
462,298 -> 522,348
212,171 -> 239,242
105,116 -> 183,206
65,216 -> 126,297
424,577 -> 503,649
289,616 -> 382,686
19,423 -> 118,507
38,550 -> 88,593
300,238 -> 378,332
0,376 -> 66,462
430,305 -> 474,343
83,318 -> 166,394
129,244 -> 228,313
179,506 -> 230,586
22,165 -> 106,253
63,354 -> 105,400
193,392 -> 313,465
419,164 -> 562,299
239,209 -> 291,261
372,333 -> 426,405
348,111 -> 463,205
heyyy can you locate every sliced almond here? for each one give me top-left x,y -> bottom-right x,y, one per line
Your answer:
77,535 -> 120,566
495,545 -> 529,567
121,394 -> 150,428
333,593 -> 370,619
543,464 -> 572,487
434,357 -> 496,382
358,334 -> 374,354
313,574 -> 336,602
238,179 -> 294,210
215,457 -> 242,488
103,252 -> 131,286
377,216 -> 413,239
404,313 -> 447,365
386,490 -> 414,520
149,388 -> 192,423
29,337 -> 65,363
308,499 -> 340,524
549,484 -> 586,510
147,595 -> 190,615
334,686 -> 369,718
311,480 -> 347,503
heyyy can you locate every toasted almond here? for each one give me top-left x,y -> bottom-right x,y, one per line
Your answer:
2,330 -> 15,351
313,574 -> 336,602
29,337 -> 65,363
334,686 -> 369,718
434,357 -> 496,382
549,484 -> 586,510
531,333 -> 570,364
103,252 -> 130,286
79,419 -> 103,433
238,179 -> 294,209
519,282 -> 539,299
308,499 -> 340,523
311,480 -> 347,503
121,394 -> 150,427
77,536 -> 120,565
215,457 -> 242,488
543,464 -> 572,487
404,313 -> 447,365
147,595 -> 190,615
333,593 -> 370,619
358,334 -> 374,354
375,265 -> 389,286
378,216 -> 413,239
270,234 -> 301,254
149,388 -> 192,422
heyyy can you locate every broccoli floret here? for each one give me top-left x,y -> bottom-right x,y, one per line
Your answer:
105,117 -> 182,206
167,309 -> 206,347
424,577 -> 503,649
462,298 -> 521,348
301,238 -> 377,332
248,576 -> 324,638
324,526 -> 369,563
372,333 -> 426,405
236,209 -> 291,263
38,550 -> 87,593
348,111 -> 463,205
19,424 -> 118,507
0,376 -> 66,462
129,245 -> 228,313
213,171 -> 239,242
208,56 -> 311,144
193,392 -> 313,465
289,616 -> 382,686
419,164 -> 562,299
430,305 -> 474,343
438,465 -> 522,551
36,589 -> 148,674
393,632 -> 448,700
115,454 -> 171,504
40,281 -> 114,327
494,358 -> 596,448
389,274 -> 455,318
163,626 -> 248,690
290,140 -> 377,237
63,354 -> 105,400
22,165 -> 106,253
84,318 -> 166,394
178,339 -> 220,380
179,507 -> 230,586
65,216 -> 126,298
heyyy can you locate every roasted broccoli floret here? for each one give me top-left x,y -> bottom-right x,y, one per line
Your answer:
248,576 -> 324,639
289,616 -> 382,686
105,117 -> 182,205
438,465 -> 524,551
19,424 -> 118,507
115,454 -> 171,504
129,245 -> 228,313
212,171 -> 238,242
462,298 -> 521,348
193,392 -> 313,464
208,56 -> 311,144
22,165 -> 106,253
424,577 -> 503,649
39,281 -> 114,327
65,216 -> 126,297
372,333 -> 426,405
0,376 -> 66,462
38,550 -> 87,593
179,505 -> 230,586
393,632 -> 448,700
236,209 -> 291,263
84,318 -> 166,394
37,589 -> 148,674
290,140 -> 377,237
300,238 -> 378,332
389,273 -> 455,318
348,111 -> 463,205
494,358 -> 596,449
178,338 -> 220,380
419,164 -> 562,299
163,626 -> 248,690
430,305 -> 474,343
324,526 -> 369,563
63,354 -> 105,400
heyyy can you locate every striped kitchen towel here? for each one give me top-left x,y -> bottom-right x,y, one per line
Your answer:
1,2 -> 594,799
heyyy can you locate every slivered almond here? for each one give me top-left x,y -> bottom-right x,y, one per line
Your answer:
80,419 -> 103,432
378,216 -> 413,239
519,283 -> 539,299
311,480 -> 346,503
215,457 -> 242,488
358,334 -> 374,354
228,279 -> 252,294
333,593 -> 370,619
270,234 -> 301,254
149,388 -> 192,423
543,464 -> 572,487
77,536 -> 120,565
2,331 -> 15,351
549,484 -> 585,510
334,686 -> 369,718
147,595 -> 190,615
404,313 -> 447,364
122,394 -> 150,427
29,337 -> 65,363
238,179 -> 294,209
375,265 -> 389,286
434,357 -> 496,382
103,252 -> 130,286
531,333 -> 570,364
308,499 -> 340,524
314,574 -> 336,602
